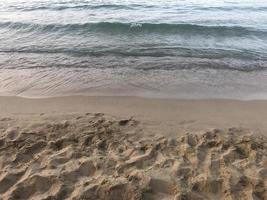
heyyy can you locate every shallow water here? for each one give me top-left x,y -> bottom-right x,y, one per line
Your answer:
1,0 -> 267,99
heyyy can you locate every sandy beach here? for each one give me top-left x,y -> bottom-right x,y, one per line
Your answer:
1,0 -> 267,199
0,96 -> 266,200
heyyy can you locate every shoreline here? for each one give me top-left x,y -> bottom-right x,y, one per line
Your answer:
1,67 -> 267,101
4,94 -> 267,101
1,95 -> 267,136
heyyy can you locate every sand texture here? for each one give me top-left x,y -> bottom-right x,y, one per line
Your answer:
0,113 -> 266,200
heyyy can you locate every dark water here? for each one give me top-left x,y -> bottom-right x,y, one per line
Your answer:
1,0 -> 267,98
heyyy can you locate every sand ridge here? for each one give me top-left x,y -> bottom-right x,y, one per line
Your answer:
0,113 -> 266,200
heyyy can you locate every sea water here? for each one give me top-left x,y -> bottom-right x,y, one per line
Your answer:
1,0 -> 267,99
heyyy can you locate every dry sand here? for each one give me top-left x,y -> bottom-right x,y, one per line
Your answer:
0,96 -> 267,200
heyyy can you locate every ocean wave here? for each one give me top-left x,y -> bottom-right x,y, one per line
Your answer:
5,3 -> 267,12
0,21 -> 266,38
3,3 -> 157,12
189,5 -> 267,12
8,4 -> 139,11
0,49 -> 266,72
0,46 -> 265,61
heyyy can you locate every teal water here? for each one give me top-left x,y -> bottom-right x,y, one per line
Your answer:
1,0 -> 267,98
